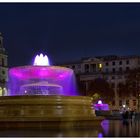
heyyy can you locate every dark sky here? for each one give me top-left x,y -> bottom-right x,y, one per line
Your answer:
1,3 -> 140,67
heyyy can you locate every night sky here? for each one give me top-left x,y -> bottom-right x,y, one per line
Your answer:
0,3 -> 140,67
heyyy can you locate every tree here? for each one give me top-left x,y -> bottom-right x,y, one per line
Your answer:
124,68 -> 140,111
76,74 -> 86,96
118,82 -> 131,98
87,78 -> 114,104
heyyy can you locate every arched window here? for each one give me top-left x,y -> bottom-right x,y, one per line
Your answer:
3,87 -> 7,96
0,87 -> 2,96
2,58 -> 4,66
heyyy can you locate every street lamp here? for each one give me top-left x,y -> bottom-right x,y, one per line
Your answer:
123,104 -> 126,108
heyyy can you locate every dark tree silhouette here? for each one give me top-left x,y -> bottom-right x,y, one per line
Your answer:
87,78 -> 114,103
124,68 -> 140,111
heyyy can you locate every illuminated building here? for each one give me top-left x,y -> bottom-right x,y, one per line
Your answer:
61,55 -> 140,110
0,33 -> 8,96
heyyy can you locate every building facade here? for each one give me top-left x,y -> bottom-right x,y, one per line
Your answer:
61,55 -> 140,111
0,33 -> 8,96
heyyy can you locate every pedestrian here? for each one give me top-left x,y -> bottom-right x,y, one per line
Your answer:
122,111 -> 129,125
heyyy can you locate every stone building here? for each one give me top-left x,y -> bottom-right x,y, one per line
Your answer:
0,33 -> 8,96
61,55 -> 140,111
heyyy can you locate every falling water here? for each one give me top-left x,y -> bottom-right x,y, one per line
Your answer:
8,53 -> 78,96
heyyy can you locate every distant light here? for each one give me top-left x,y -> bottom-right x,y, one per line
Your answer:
33,53 -> 50,66
99,63 -> 102,69
123,104 -> 126,108
24,90 -> 27,93
98,100 -> 102,104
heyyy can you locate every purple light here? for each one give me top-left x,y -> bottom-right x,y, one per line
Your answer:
98,133 -> 103,138
94,100 -> 109,111
8,66 -> 78,96
101,120 -> 109,135
8,53 -> 79,96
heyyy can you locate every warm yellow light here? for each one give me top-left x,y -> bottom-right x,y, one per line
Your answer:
99,63 -> 102,69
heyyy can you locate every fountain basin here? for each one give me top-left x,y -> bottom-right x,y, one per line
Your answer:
0,95 -> 103,129
0,95 -> 95,120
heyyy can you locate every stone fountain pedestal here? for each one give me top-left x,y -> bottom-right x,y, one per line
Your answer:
0,95 -> 103,130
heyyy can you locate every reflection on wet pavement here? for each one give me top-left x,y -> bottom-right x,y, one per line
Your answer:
0,120 -> 139,137
101,119 -> 140,137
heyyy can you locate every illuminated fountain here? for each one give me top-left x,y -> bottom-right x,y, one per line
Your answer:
8,53 -> 77,96
94,100 -> 109,111
0,53 -> 103,129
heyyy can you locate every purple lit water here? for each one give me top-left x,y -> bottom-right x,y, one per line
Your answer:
8,53 -> 78,96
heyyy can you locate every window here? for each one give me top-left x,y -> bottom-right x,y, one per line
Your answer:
119,61 -> 122,65
0,87 -> 2,96
111,82 -> 115,88
119,67 -> 122,72
118,76 -> 122,79
112,100 -> 115,106
126,67 -> 130,71
112,68 -> 116,73
126,100 -> 129,106
119,100 -> 122,106
90,64 -> 96,72
126,60 -> 129,65
77,64 -> 81,69
72,65 -> 75,69
2,58 -> 4,66
112,76 -> 115,80
2,70 -> 5,75
106,68 -> 108,73
133,100 -> 136,106
112,61 -> 115,65
85,64 -> 89,73
99,63 -> 102,69
106,62 -> 109,66
85,64 -> 89,69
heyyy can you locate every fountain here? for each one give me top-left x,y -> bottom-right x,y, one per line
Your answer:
0,53 -> 103,129
94,100 -> 109,111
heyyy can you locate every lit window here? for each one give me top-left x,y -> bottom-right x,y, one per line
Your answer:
0,87 -> 2,96
99,63 -> 102,69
